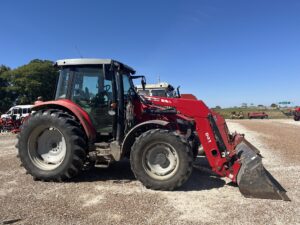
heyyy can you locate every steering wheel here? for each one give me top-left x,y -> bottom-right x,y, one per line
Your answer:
104,85 -> 111,92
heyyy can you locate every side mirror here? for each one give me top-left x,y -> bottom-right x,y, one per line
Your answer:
177,86 -> 181,98
141,77 -> 146,90
131,75 -> 147,90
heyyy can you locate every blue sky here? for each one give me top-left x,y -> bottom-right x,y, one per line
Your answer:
0,0 -> 299,107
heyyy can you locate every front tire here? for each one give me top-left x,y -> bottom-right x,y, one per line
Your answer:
18,109 -> 86,181
130,129 -> 193,190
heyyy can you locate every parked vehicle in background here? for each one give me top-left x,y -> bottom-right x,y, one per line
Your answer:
1,105 -> 33,120
136,82 -> 197,100
0,116 -> 23,133
248,112 -> 268,119
231,111 -> 244,119
136,82 -> 177,97
294,107 -> 300,121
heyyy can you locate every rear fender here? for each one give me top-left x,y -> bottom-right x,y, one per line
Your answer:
32,99 -> 96,141
121,120 -> 170,157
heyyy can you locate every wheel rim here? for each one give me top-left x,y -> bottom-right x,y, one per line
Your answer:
28,126 -> 67,170
142,142 -> 179,180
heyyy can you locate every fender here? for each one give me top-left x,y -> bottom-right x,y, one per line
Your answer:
121,120 -> 170,157
32,99 -> 96,141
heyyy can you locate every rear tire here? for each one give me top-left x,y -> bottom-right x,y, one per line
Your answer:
130,129 -> 193,190
18,109 -> 86,181
295,116 -> 300,121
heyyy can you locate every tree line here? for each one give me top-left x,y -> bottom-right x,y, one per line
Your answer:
0,59 -> 58,113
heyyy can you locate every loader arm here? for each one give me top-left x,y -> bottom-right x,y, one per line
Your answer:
146,96 -> 240,180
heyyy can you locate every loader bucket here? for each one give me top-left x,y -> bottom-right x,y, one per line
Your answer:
236,141 -> 290,201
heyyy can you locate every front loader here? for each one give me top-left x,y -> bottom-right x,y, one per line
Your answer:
17,58 -> 289,201
147,96 -> 289,200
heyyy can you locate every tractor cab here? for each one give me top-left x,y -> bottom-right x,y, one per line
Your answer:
54,59 -> 138,137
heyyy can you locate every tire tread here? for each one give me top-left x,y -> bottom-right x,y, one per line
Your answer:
130,129 -> 193,191
17,109 -> 86,181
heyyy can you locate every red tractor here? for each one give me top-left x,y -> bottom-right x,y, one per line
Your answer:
17,58 -> 289,200
294,107 -> 300,121
0,115 -> 23,133
248,112 -> 268,119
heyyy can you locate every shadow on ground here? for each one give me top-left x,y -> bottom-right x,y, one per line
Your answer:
72,157 -> 226,191
73,159 -> 136,183
178,156 -> 226,191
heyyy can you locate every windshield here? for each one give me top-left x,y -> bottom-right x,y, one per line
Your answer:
13,108 -> 19,114
151,89 -> 166,97
137,90 -> 150,96
123,74 -> 136,97
123,74 -> 131,94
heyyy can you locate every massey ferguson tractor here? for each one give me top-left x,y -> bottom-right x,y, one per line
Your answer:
17,58 -> 289,201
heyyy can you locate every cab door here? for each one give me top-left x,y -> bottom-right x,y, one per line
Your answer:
70,65 -> 114,134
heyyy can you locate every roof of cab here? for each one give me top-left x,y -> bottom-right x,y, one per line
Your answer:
55,58 -> 135,74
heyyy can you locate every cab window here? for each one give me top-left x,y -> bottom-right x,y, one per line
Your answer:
71,66 -> 113,133
123,75 -> 135,96
56,68 -> 71,99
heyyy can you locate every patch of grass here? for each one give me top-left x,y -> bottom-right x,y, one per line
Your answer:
212,107 -> 292,119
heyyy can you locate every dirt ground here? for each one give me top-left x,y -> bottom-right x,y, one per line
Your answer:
0,119 -> 299,225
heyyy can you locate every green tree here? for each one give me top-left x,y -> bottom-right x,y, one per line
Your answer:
3,59 -> 58,105
0,65 -> 13,113
0,65 -> 10,75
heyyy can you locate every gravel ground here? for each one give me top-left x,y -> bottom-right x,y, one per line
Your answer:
0,119 -> 299,225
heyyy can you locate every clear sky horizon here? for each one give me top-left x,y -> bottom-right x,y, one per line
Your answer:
0,0 -> 299,107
